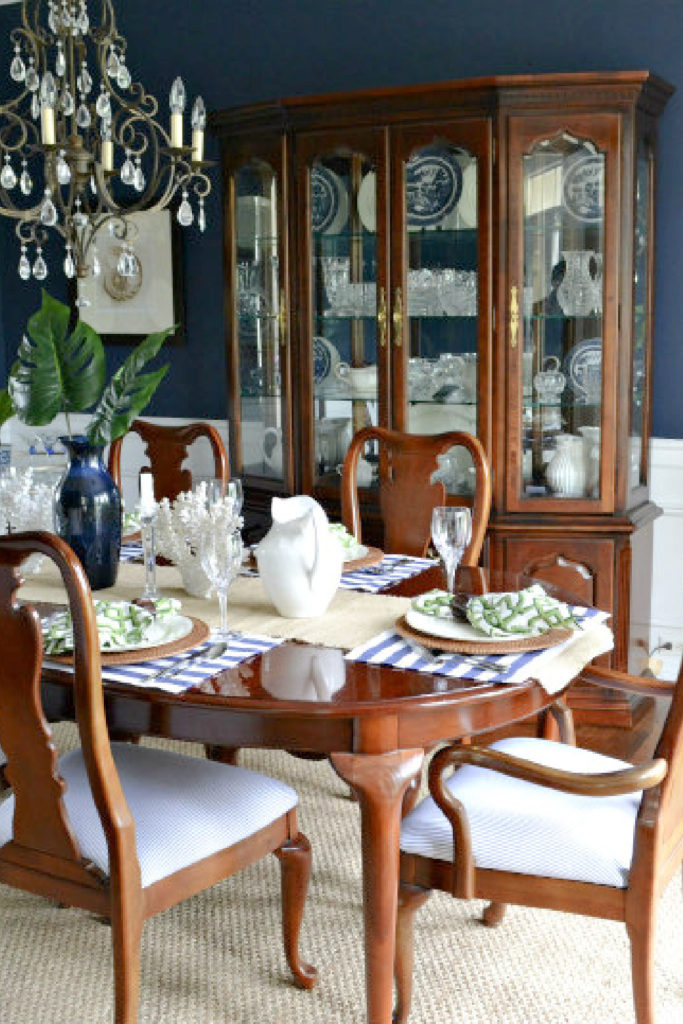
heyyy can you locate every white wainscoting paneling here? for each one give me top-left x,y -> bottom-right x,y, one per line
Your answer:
646,438 -> 683,679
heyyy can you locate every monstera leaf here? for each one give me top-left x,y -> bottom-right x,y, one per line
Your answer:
87,327 -> 172,445
0,388 -> 14,440
8,290 -> 173,446
8,291 -> 105,425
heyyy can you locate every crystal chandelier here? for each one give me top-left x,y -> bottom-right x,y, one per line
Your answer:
0,0 -> 211,284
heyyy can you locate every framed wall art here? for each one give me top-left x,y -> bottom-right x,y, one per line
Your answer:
75,209 -> 184,345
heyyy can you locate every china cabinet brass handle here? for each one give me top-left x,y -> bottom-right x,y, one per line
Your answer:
377,287 -> 388,347
277,288 -> 287,348
392,287 -> 404,347
509,285 -> 519,350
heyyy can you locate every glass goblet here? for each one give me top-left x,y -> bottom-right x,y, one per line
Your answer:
225,477 -> 243,516
198,518 -> 243,641
198,477 -> 243,517
431,505 -> 472,596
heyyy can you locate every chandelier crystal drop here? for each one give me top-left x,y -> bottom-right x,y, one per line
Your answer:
0,0 -> 212,281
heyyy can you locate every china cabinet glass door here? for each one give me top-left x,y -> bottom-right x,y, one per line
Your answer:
297,130 -> 388,495
392,122 -> 491,497
631,135 -> 654,494
231,156 -> 287,485
507,115 -> 619,512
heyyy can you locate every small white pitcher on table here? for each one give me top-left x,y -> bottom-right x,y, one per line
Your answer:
255,495 -> 343,617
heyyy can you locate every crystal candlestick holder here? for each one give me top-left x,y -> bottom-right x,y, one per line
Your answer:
140,509 -> 160,601
139,473 -> 159,601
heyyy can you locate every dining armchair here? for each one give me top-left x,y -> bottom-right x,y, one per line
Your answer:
341,426 -> 491,560
394,660 -> 681,1024
107,419 -> 229,502
0,531 -> 317,1024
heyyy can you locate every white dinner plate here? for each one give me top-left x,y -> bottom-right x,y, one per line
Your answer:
344,543 -> 369,563
406,607 -> 512,643
45,612 -> 195,655
357,170 -> 377,232
119,614 -> 195,652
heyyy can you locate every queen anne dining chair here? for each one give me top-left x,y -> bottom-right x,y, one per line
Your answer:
394,660 -> 682,1024
341,426 -> 492,561
0,531 -> 317,1024
107,419 -> 229,502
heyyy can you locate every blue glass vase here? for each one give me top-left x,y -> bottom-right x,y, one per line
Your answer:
54,435 -> 122,590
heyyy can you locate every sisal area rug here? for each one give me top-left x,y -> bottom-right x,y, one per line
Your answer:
1,724 -> 682,1024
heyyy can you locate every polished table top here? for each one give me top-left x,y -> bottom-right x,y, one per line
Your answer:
41,564 -> 574,750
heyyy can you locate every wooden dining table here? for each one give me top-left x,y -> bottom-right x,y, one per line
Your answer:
38,561 -> 589,1024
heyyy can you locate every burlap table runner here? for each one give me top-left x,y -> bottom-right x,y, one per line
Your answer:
22,560 -> 411,650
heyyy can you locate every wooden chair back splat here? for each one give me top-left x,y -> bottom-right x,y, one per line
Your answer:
341,426 -> 491,560
107,420 -> 229,502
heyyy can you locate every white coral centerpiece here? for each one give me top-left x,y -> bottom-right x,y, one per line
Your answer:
156,483 -> 243,598
0,468 -> 60,574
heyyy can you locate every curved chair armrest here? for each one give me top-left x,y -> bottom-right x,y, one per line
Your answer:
429,743 -> 668,801
425,741 -> 668,899
578,663 -> 676,698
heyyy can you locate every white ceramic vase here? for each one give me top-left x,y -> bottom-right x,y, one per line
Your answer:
255,495 -> 343,617
545,434 -> 586,497
578,425 -> 601,498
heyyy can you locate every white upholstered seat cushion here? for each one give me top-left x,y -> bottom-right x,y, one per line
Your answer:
400,737 -> 643,888
0,742 -> 297,888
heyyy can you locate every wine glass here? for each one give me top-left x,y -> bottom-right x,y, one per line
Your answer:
198,477 -> 243,517
431,506 -> 472,596
198,514 -> 243,640
225,477 -> 243,516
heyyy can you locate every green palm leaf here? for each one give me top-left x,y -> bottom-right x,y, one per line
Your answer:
8,291 -> 105,425
87,327 -> 173,445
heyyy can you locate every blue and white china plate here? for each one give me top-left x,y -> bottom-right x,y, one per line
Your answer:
311,166 -> 349,234
357,149 -> 465,232
563,337 -> 602,399
406,147 -> 463,227
313,336 -> 340,384
563,155 -> 604,223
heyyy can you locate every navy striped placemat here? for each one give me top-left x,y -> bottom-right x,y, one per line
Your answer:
120,541 -> 144,563
46,634 -> 283,694
345,606 -> 610,682
340,553 -> 436,593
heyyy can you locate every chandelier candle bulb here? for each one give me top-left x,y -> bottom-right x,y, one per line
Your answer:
39,72 -> 56,145
169,76 -> 186,148
191,96 -> 206,163
101,131 -> 114,173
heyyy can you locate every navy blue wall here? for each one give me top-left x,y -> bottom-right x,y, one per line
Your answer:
1,0 -> 681,434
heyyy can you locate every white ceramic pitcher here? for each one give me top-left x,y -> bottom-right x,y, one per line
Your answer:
255,495 -> 343,617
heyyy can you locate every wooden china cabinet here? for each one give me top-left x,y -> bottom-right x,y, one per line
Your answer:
211,70 -> 673,726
